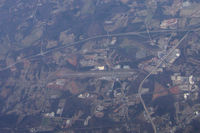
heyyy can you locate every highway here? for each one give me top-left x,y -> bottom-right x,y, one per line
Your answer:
137,32 -> 189,133
0,28 -> 196,72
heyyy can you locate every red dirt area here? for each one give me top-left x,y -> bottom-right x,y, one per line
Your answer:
66,55 -> 77,66
152,82 -> 168,100
68,81 -> 79,95
169,86 -> 179,95
0,88 -> 11,98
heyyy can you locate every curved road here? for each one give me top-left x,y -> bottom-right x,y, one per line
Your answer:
138,32 -> 189,133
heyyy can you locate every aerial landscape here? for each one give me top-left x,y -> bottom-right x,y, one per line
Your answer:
0,0 -> 200,133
